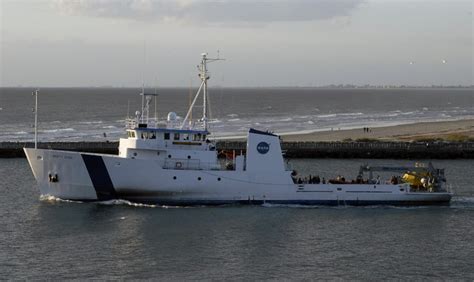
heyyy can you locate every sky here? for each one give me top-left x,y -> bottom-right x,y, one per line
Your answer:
0,0 -> 472,87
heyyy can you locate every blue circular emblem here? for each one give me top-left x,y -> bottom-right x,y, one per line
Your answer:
257,142 -> 270,154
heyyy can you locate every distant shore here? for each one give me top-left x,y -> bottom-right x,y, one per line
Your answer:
280,119 -> 474,142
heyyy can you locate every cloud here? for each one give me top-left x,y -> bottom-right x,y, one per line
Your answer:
52,0 -> 364,23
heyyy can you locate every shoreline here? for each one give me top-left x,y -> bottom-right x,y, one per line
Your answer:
280,119 -> 474,142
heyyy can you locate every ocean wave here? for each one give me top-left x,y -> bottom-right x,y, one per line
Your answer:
79,121 -> 103,124
317,114 -> 338,118
98,199 -> 158,208
42,128 -> 75,133
228,118 -> 241,122
261,202 -> 441,210
261,203 -> 322,209
40,194 -> 82,203
97,199 -> 196,209
449,196 -> 474,209
208,119 -> 222,124
339,112 -> 364,116
315,113 -> 364,119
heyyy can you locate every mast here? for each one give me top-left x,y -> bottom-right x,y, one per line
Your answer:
181,52 -> 224,131
140,92 -> 158,125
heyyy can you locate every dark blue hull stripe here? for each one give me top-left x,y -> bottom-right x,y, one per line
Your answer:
81,154 -> 117,200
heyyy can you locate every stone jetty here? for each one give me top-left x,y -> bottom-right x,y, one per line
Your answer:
2,141 -> 473,159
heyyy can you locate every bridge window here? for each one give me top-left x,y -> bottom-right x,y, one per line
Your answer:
174,133 -> 180,140
183,133 -> 189,140
164,132 -> 170,140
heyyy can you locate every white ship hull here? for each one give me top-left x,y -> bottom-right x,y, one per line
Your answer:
23,55 -> 452,206
24,148 -> 452,206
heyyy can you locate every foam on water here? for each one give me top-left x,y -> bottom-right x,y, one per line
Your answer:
98,199 -> 158,208
261,203 -> 322,209
79,121 -> 103,124
40,194 -> 82,203
261,202 -> 438,210
42,128 -> 75,133
97,199 -> 199,209
450,196 -> 474,209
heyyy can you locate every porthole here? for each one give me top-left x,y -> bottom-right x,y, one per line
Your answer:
187,155 -> 191,159
217,178 -> 221,181
168,154 -> 172,158
337,187 -> 342,191
198,177 -> 202,181
133,152 -> 137,156
400,188 -> 404,192
173,176 -> 177,180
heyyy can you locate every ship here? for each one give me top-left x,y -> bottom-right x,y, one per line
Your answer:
24,53 -> 452,206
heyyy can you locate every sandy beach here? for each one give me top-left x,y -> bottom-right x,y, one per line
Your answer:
280,119 -> 474,142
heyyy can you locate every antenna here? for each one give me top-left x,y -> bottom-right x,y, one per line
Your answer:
154,79 -> 158,125
141,40 -> 146,123
32,89 -> 39,149
127,100 -> 130,118
189,75 -> 193,123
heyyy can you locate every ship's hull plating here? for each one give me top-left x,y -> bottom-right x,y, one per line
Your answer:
24,148 -> 452,206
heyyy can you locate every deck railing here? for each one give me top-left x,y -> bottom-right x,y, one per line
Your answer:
163,158 -> 224,171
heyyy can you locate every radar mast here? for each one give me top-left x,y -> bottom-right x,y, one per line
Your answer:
181,52 -> 224,131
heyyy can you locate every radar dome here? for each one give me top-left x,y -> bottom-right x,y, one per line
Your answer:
167,112 -> 177,122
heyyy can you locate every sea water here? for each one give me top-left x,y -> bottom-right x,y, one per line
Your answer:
1,87 -> 473,141
1,88 -> 473,279
1,158 -> 473,280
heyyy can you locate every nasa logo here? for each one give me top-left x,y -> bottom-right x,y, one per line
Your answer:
257,142 -> 270,154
